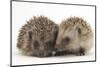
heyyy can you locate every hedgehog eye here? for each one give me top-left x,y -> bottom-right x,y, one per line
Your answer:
77,28 -> 81,34
33,40 -> 39,49
62,37 -> 70,45
65,37 -> 70,43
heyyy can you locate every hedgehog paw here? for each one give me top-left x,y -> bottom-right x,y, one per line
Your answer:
76,47 -> 85,56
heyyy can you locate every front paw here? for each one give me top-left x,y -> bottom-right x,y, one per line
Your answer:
76,47 -> 85,56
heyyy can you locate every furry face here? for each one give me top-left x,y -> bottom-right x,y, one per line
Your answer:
31,40 -> 54,57
55,26 -> 80,52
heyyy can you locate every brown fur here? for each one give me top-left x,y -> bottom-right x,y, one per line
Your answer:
17,16 -> 58,57
55,17 -> 93,56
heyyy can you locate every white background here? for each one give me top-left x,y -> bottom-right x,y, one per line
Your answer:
12,0 -> 95,66
0,0 -> 100,67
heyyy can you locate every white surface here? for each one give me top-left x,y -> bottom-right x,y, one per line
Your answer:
1,0 -> 100,67
12,1 -> 95,66
13,48 -> 95,66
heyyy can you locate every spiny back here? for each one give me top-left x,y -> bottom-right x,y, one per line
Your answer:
17,16 -> 58,48
60,17 -> 92,34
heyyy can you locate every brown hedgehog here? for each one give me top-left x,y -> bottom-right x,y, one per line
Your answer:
55,17 -> 93,56
17,16 -> 58,57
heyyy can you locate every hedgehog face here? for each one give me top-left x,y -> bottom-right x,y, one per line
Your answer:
27,30 -> 57,57
31,40 -> 55,57
55,26 -> 80,52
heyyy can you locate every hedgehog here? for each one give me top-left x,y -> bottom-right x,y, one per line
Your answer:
55,17 -> 93,56
17,16 -> 58,57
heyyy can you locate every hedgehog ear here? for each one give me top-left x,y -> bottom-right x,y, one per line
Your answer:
28,30 -> 32,40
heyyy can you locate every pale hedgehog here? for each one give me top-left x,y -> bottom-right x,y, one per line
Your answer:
17,16 -> 58,57
55,17 -> 93,56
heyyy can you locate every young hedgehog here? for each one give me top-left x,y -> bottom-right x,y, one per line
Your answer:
17,16 -> 58,57
55,17 -> 93,56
